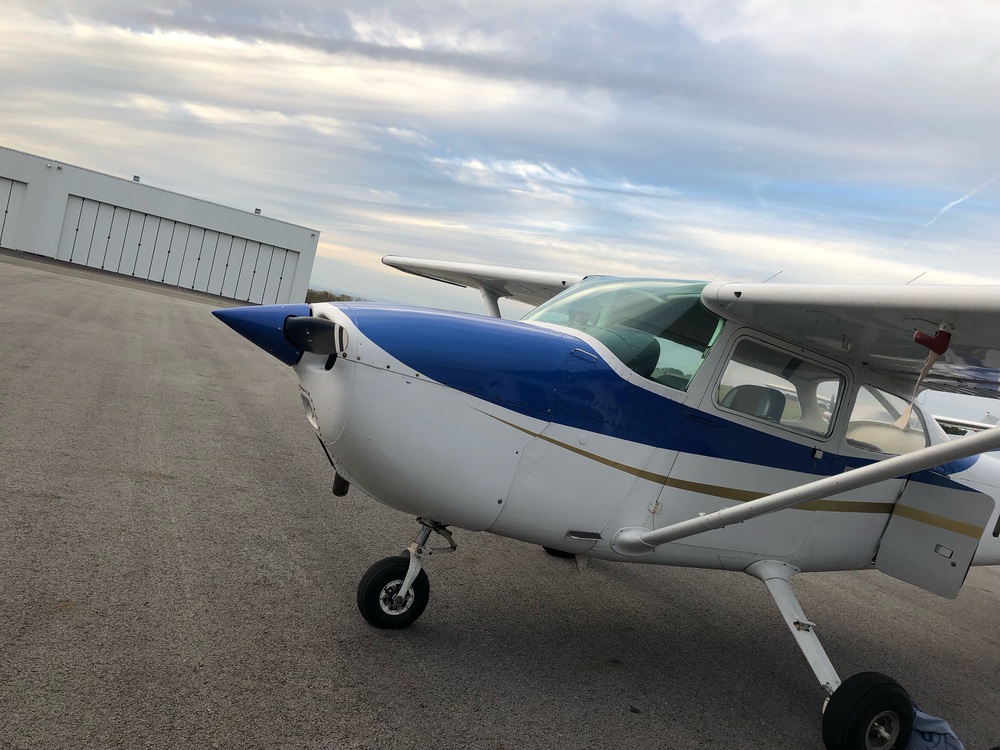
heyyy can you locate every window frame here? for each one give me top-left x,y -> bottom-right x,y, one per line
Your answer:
710,333 -> 849,442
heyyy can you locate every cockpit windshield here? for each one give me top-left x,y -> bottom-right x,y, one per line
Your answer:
522,279 -> 723,391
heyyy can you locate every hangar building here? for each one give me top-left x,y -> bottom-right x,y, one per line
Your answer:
0,146 -> 318,304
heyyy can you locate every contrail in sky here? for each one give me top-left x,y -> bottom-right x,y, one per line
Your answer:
900,174 -> 1000,250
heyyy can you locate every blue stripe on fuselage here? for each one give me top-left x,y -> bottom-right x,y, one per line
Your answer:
342,304 -> 974,488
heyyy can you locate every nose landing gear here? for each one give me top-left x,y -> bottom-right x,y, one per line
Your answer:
356,518 -> 456,629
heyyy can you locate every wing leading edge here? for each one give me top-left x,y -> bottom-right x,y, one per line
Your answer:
382,256 -> 586,316
701,282 -> 1000,398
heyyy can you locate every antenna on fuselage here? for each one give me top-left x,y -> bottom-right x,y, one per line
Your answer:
761,270 -> 783,283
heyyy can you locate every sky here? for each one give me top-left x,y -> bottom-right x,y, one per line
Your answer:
1,0 -> 998,319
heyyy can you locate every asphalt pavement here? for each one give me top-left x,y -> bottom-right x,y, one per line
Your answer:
1,252 -> 997,749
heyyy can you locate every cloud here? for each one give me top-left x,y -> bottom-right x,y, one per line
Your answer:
0,0 -> 997,311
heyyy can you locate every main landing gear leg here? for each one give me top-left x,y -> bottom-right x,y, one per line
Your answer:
747,561 -> 841,694
747,561 -> 913,750
356,518 -> 456,630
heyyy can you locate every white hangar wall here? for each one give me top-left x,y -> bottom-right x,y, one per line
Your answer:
0,146 -> 319,304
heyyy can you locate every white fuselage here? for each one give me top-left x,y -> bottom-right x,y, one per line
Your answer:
296,302 -> 1000,579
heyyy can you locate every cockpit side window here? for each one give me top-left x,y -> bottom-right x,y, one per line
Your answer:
715,338 -> 843,437
523,279 -> 723,390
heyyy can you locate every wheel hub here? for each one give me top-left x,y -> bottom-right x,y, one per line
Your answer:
378,580 -> 413,615
865,710 -> 899,750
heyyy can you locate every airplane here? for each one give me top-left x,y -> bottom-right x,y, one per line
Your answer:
213,255 -> 1000,750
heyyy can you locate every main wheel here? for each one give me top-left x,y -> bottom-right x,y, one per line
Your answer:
356,555 -> 430,629
822,672 -> 913,750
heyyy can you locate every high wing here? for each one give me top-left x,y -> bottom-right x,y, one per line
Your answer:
382,256 -> 586,316
702,282 -> 1000,398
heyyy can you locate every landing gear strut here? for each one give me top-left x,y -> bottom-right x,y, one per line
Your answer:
356,518 -> 456,629
747,561 -> 913,750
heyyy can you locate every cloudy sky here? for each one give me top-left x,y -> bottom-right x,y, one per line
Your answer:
2,0 -> 998,312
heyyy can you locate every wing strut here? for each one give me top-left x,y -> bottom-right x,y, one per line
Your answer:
612,426 -> 1000,555
480,287 -> 502,318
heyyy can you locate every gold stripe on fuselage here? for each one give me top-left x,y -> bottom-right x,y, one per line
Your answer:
891,504 -> 982,539
477,410 -> 973,529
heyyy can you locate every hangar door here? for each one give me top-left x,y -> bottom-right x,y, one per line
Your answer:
1,177 -> 28,250
55,195 -> 301,304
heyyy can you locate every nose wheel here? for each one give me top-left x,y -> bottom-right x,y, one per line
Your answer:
356,518 -> 455,629
357,555 -> 430,629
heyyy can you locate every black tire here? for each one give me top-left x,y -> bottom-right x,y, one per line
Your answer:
356,556 -> 430,629
822,672 -> 913,750
542,546 -> 575,559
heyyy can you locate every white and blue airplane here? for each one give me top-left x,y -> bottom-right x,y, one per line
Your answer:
214,256 -> 1000,750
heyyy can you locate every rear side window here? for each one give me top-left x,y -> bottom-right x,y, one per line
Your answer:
716,339 -> 842,437
846,385 -> 928,455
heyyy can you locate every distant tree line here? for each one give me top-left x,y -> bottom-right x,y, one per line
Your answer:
306,289 -> 357,303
